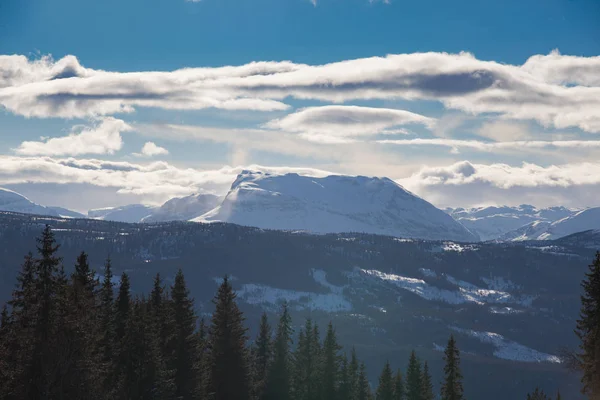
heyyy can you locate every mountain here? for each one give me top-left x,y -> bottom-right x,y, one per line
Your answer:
142,193 -> 222,223
0,187 -> 65,217
501,207 -> 600,241
447,205 -> 576,241
88,204 -> 157,223
47,206 -> 86,219
0,212 -> 586,400
194,170 -> 479,242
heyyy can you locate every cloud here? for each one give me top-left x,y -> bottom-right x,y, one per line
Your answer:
398,160 -> 600,208
2,51 -> 600,133
0,155 -> 334,203
264,105 -> 433,142
133,142 -> 169,157
477,120 -> 532,142
378,138 -> 600,152
14,117 -> 131,156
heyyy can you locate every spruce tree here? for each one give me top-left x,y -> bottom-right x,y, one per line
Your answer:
338,353 -> 351,400
405,351 -> 422,400
393,369 -> 405,400
252,313 -> 272,400
29,225 -> 62,399
375,360 -> 394,400
321,322 -> 342,400
265,302 -> 293,400
113,272 -> 132,397
526,387 -> 550,400
357,362 -> 372,400
206,275 -> 250,400
575,251 -> 600,399
440,335 -> 464,400
421,361 -> 434,400
169,269 -> 200,399
293,318 -> 320,400
97,257 -> 116,391
349,348 -> 360,400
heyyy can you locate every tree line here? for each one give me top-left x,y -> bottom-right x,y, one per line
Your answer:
0,226 -> 598,400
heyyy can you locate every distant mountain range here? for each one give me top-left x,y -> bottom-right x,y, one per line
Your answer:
2,171 -> 599,243
446,205 -> 579,241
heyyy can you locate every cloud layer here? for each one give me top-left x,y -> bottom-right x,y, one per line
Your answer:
2,51 -> 600,133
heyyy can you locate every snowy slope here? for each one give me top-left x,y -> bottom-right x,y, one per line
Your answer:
47,207 -> 86,219
448,205 -> 575,241
502,207 -> 600,241
143,193 -> 221,223
0,188 -> 62,216
194,170 -> 478,241
88,204 -> 157,223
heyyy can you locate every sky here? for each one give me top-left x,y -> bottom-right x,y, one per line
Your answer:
1,0 -> 600,212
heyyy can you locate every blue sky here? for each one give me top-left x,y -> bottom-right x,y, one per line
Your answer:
1,0 -> 600,211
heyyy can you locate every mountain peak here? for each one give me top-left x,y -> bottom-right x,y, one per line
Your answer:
195,171 -> 478,241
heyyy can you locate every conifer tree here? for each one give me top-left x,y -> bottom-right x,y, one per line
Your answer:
526,387 -> 550,400
405,351 -> 422,400
97,257 -> 116,390
375,360 -> 394,400
169,269 -> 200,398
265,302 -> 293,400
338,353 -> 351,400
393,369 -> 405,400
293,318 -> 320,400
349,348 -> 360,400
252,313 -> 272,400
440,335 -> 464,400
421,361 -> 434,400
206,275 -> 250,400
357,362 -> 372,400
556,390 -> 561,400
575,251 -> 600,399
28,225 -> 62,398
113,272 -> 132,397
321,322 -> 342,400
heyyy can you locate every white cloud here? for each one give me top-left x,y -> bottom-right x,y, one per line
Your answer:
477,120 -> 532,142
379,138 -> 600,152
0,155 -> 334,204
2,51 -> 600,133
264,105 -> 433,142
14,117 -> 131,156
134,142 -> 169,157
398,160 -> 600,208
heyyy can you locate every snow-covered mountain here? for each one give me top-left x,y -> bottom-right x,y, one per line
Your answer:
88,204 -> 157,223
0,188 -> 74,217
47,207 -> 86,219
501,207 -> 600,241
194,170 -> 479,241
142,193 -> 222,223
447,205 -> 576,241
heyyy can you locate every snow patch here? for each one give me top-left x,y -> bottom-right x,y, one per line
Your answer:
451,327 -> 561,363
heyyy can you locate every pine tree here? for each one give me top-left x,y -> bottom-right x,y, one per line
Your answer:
406,351 -> 422,400
556,389 -> 562,400
440,335 -> 464,400
113,272 -> 132,397
251,313 -> 272,400
526,387 -> 550,400
321,322 -> 342,400
338,353 -> 351,400
265,302 -> 293,400
169,269 -> 200,399
97,257 -> 116,391
375,361 -> 394,400
29,225 -> 62,399
420,362 -> 434,400
357,362 -> 372,400
575,251 -> 600,399
349,348 -> 360,400
293,318 -> 320,400
206,275 -> 250,400
393,369 -> 405,400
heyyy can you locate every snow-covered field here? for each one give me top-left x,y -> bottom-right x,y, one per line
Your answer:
360,269 -> 533,306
